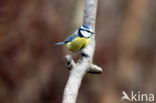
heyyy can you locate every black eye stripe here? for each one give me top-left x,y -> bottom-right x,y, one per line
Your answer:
80,29 -> 93,33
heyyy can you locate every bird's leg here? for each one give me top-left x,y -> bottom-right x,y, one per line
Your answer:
80,51 -> 89,58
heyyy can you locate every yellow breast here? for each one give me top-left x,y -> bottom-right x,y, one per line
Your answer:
65,37 -> 90,52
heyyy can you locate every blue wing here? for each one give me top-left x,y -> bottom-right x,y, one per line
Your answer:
54,34 -> 77,45
64,34 -> 77,43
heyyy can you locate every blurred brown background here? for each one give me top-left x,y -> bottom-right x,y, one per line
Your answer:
0,0 -> 156,103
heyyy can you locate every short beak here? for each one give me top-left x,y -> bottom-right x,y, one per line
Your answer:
91,32 -> 95,34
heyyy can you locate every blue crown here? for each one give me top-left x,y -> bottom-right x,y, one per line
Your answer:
80,25 -> 94,33
82,25 -> 90,29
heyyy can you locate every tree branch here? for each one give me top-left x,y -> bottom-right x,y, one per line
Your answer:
62,0 -> 102,103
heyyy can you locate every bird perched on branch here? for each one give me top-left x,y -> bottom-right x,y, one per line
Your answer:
54,25 -> 94,56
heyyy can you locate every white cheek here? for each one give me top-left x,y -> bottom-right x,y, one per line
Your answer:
80,31 -> 91,37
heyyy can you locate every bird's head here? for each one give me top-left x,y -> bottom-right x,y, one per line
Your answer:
77,25 -> 94,38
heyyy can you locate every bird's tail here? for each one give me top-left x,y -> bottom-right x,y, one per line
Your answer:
54,42 -> 65,45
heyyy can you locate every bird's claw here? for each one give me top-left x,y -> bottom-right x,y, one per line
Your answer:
80,51 -> 89,58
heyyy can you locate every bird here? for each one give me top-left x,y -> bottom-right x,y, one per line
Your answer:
54,25 -> 94,56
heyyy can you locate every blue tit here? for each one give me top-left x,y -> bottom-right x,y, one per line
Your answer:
54,25 -> 94,52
